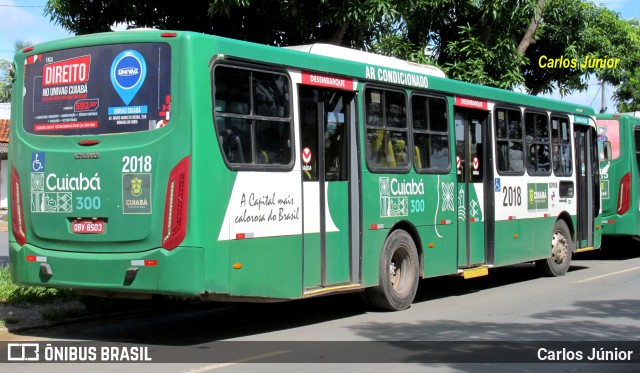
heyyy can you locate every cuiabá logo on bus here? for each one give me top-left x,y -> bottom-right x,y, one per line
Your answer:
527,183 -> 548,211
45,172 -> 102,191
379,177 -> 425,196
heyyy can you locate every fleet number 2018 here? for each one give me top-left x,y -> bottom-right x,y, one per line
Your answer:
122,155 -> 152,173
502,186 -> 522,206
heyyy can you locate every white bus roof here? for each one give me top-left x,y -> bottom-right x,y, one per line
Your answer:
621,112 -> 640,117
285,43 -> 446,78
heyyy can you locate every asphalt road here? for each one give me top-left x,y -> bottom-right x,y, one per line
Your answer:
2,237 -> 639,372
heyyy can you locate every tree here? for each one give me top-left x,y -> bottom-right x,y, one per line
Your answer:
611,19 -> 640,112
522,0 -> 635,96
44,0 -> 398,47
368,0 -> 542,89
0,59 -> 12,103
44,0 -> 638,103
0,41 -> 32,103
374,0 -> 637,97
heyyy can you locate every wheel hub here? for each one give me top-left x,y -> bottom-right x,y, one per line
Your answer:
390,260 -> 399,286
551,231 -> 568,264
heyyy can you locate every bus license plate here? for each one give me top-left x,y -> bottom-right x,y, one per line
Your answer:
72,220 -> 104,234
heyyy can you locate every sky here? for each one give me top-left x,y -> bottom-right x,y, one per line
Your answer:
1,0 -> 639,113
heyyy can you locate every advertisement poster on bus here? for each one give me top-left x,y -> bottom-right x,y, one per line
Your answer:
22,43 -> 171,136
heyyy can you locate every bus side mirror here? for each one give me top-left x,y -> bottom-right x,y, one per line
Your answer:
603,141 -> 612,160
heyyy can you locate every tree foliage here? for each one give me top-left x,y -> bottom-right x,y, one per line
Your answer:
610,19 -> 640,112
0,41 -> 32,103
39,0 -> 640,110
376,0 -> 637,98
524,0 -> 637,97
44,0 -> 397,47
0,59 -> 12,103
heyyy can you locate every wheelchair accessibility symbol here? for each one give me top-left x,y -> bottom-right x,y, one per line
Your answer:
31,152 -> 45,172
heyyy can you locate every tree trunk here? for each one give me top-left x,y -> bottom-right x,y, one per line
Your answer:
517,0 -> 545,54
329,22 -> 349,45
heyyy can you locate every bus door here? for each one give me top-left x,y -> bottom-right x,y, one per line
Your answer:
299,86 -> 358,289
454,105 -> 493,267
574,125 -> 597,248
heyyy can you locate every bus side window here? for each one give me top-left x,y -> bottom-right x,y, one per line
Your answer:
220,127 -> 246,163
525,111 -> 551,176
411,94 -> 449,173
635,129 -> 640,173
527,144 -> 537,174
495,108 -> 523,174
552,116 -> 572,176
365,88 -> 409,171
537,144 -> 550,172
213,65 -> 292,168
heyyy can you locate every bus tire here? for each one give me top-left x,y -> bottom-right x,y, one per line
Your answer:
365,229 -> 419,311
536,219 -> 573,277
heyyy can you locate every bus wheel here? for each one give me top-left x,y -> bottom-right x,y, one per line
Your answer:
536,220 -> 573,277
365,229 -> 419,311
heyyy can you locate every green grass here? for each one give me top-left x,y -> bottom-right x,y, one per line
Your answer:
0,266 -> 76,306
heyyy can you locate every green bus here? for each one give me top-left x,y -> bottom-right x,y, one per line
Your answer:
8,30 -> 601,311
597,113 -> 640,238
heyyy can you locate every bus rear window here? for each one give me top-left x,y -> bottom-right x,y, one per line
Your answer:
635,128 -> 640,173
597,119 -> 620,160
22,42 -> 171,136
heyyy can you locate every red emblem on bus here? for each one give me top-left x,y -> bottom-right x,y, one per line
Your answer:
302,147 -> 312,164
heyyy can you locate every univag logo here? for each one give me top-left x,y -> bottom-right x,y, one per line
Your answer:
110,50 -> 147,105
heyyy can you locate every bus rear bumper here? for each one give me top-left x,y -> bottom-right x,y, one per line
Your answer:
601,213 -> 640,236
9,242 -> 205,296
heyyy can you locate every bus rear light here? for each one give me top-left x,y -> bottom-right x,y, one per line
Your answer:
235,233 -> 254,240
10,164 -> 27,246
161,156 -> 190,250
161,32 -> 177,38
130,259 -> 158,267
26,255 -> 47,262
617,172 -> 631,215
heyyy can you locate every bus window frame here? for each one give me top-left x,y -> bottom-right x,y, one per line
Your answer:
211,61 -> 295,172
550,113 -> 573,177
363,84 -> 412,174
494,105 -> 525,176
409,91 -> 451,175
524,109 -> 552,177
635,127 -> 640,175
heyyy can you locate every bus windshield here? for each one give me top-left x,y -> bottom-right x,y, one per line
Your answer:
22,42 -> 171,136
